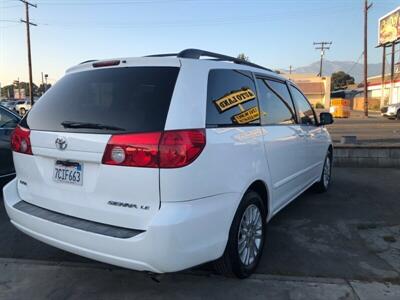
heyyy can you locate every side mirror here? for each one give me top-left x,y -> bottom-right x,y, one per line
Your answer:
319,112 -> 334,126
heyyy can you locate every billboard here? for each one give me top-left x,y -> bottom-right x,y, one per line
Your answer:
379,6 -> 400,45
14,89 -> 25,99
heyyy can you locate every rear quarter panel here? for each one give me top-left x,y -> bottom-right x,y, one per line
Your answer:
162,61 -> 272,215
160,127 -> 270,203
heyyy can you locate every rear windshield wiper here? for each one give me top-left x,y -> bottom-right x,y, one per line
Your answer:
61,121 -> 125,131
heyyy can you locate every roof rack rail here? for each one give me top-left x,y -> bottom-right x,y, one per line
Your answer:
145,53 -> 178,57
145,48 -> 272,72
79,59 -> 98,65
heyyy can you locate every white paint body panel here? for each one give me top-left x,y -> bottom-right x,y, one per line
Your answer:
261,125 -> 309,212
4,179 -> 239,272
19,131 -> 160,230
4,56 -> 333,273
160,127 -> 270,202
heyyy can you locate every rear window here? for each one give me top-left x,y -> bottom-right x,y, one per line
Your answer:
22,67 -> 179,134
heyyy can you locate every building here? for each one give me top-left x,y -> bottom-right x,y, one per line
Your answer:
281,73 -> 331,108
366,72 -> 400,107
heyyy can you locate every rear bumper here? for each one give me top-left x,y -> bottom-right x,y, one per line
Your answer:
3,179 -> 240,273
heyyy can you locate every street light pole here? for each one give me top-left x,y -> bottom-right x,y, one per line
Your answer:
44,74 -> 48,92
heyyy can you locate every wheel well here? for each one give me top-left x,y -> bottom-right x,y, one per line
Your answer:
247,180 -> 269,215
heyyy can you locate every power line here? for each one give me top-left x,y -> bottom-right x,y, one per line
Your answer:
30,0 -> 358,6
1,5 -> 20,8
33,5 -> 353,29
33,0 -> 356,3
33,0 -> 216,5
313,41 -> 332,76
0,24 -> 20,28
0,19 -> 20,22
345,51 -> 364,75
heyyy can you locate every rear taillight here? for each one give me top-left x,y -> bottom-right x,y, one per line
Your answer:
102,132 -> 161,167
159,130 -> 206,168
11,125 -> 33,155
93,60 -> 120,68
102,129 -> 206,168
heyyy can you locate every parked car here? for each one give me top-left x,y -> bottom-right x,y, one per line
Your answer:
3,49 -> 334,278
4,100 -> 25,112
381,103 -> 400,120
15,100 -> 32,116
1,100 -> 18,111
0,106 -> 21,183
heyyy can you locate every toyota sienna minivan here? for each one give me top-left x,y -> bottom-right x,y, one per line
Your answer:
3,49 -> 334,278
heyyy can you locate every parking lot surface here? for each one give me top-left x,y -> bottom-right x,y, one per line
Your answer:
1,167 -> 400,281
5,260 -> 398,300
326,112 -> 400,145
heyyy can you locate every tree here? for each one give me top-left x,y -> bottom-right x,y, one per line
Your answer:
0,82 -> 40,98
331,71 -> 355,91
37,83 -> 52,95
1,85 -> 14,98
237,53 -> 250,62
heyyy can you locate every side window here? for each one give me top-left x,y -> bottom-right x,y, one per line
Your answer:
265,79 -> 295,115
290,85 -> 317,126
207,69 -> 260,126
0,109 -> 19,129
256,78 -> 295,125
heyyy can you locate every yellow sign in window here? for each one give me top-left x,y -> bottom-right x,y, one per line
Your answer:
232,106 -> 260,124
214,88 -> 256,113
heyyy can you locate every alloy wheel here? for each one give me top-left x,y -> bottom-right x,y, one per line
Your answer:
238,204 -> 263,266
323,156 -> 331,188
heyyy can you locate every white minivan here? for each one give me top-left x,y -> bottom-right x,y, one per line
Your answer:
3,49 -> 333,278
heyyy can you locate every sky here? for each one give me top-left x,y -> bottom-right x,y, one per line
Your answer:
0,0 -> 399,86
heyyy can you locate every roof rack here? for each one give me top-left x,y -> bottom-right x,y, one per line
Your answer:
79,59 -> 98,65
145,48 -> 272,72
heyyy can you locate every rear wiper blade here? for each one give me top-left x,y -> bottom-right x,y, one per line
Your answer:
61,121 -> 125,131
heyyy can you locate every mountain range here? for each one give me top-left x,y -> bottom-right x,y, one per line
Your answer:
281,60 -> 383,83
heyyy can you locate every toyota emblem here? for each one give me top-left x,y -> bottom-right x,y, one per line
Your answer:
55,137 -> 68,151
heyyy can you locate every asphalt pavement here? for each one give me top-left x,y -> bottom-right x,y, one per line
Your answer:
1,168 -> 400,279
326,112 -> 400,145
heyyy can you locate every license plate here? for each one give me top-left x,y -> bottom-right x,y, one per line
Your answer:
53,161 -> 83,185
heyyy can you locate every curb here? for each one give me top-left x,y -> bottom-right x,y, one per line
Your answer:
0,257 -> 397,285
333,145 -> 400,168
1,258 -> 400,300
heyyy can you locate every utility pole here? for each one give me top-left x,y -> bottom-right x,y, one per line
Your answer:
41,72 -> 44,95
380,45 -> 386,108
363,0 -> 373,117
313,41 -> 332,76
17,78 -> 21,99
20,0 -> 37,105
389,42 -> 396,107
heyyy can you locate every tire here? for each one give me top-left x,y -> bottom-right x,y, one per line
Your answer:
213,190 -> 266,278
397,110 -> 400,120
314,150 -> 332,193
